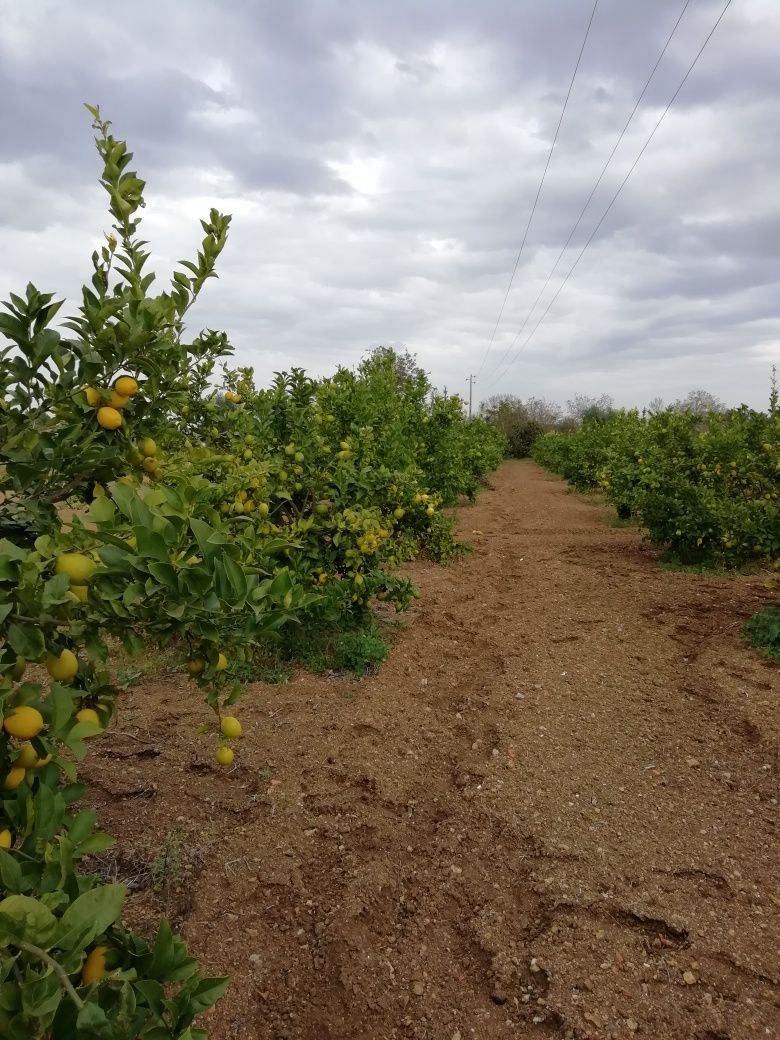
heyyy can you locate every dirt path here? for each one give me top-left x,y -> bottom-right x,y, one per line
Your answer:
84,460 -> 779,1040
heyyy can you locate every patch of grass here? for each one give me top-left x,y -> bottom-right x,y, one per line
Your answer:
743,607 -> 780,660
151,829 -> 187,889
659,554 -> 744,576
608,514 -> 637,529
259,665 -> 291,685
332,628 -> 389,676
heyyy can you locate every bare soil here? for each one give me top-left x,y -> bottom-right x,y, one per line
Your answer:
82,460 -> 779,1040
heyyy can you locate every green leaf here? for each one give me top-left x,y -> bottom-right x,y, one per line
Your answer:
187,975 -> 230,1016
76,999 -> 113,1038
0,895 -> 57,948
88,497 -> 116,524
6,623 -> 45,660
67,810 -> 98,847
0,851 -> 22,893
56,883 -> 125,951
50,683 -> 78,732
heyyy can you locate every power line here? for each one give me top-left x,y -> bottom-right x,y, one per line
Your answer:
483,0 -> 733,393
475,0 -> 600,379
482,0 -> 692,385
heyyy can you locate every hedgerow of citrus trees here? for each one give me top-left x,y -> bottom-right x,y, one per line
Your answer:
167,349 -> 504,657
0,105 -> 320,1038
0,106 -> 505,1036
532,386 -> 780,566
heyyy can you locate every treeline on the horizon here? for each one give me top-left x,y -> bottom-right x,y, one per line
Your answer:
479,385 -> 768,458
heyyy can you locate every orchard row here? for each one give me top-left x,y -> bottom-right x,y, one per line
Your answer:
533,396 -> 779,566
0,107 -> 504,1038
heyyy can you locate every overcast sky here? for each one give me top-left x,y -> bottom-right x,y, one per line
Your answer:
1,0 -> 777,410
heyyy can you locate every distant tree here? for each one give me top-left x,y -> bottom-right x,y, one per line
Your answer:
566,393 -> 615,425
478,394 -> 553,457
673,389 -> 726,417
521,396 -> 562,428
647,396 -> 666,414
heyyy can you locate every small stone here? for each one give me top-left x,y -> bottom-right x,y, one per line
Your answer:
683,970 -> 697,986
412,980 -> 425,996
530,958 -> 541,973
249,953 -> 262,966
626,1019 -> 638,1033
452,1032 -> 462,1040
491,987 -> 508,1005
450,864 -> 463,875
686,757 -> 700,768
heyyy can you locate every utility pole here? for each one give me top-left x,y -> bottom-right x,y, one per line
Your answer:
467,374 -> 476,419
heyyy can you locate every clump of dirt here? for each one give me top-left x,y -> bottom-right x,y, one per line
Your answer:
80,461 -> 779,1040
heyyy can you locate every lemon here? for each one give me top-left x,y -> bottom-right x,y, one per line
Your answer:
138,437 -> 157,457
97,406 -> 123,430
215,745 -> 234,766
85,386 -> 101,407
55,552 -> 96,584
0,829 -> 12,849
142,457 -> 158,474
393,507 -> 405,520
258,503 -> 270,517
188,659 -> 205,676
14,742 -> 39,769
2,767 -> 26,791
81,946 -> 108,986
4,706 -> 44,739
426,506 -> 435,516
69,584 -> 88,603
46,649 -> 79,683
107,391 -> 130,409
76,708 -> 101,728
114,376 -> 138,397
220,716 -> 242,739
215,653 -> 228,672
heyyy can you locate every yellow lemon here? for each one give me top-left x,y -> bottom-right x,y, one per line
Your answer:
107,392 -> 130,409
2,767 -> 26,791
85,386 -> 101,407
0,829 -> 12,849
220,716 -> 242,739
69,585 -> 88,603
81,946 -> 107,986
3,706 -> 44,740
188,659 -> 205,676
55,552 -> 96,584
138,437 -> 157,457
46,649 -> 79,683
76,708 -> 101,728
142,457 -> 158,475
215,745 -> 234,766
114,376 -> 138,397
97,406 -> 123,430
14,742 -> 39,769
215,653 -> 228,672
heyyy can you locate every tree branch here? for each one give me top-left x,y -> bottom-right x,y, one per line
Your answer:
17,940 -> 85,1010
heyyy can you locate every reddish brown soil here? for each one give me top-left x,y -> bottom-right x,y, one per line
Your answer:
82,460 -> 779,1040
